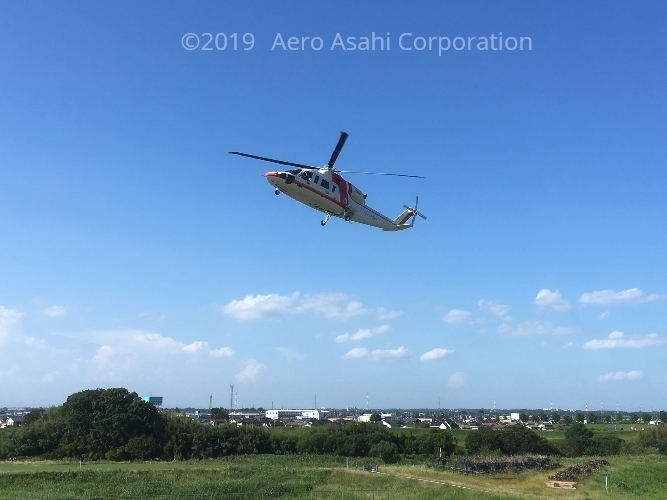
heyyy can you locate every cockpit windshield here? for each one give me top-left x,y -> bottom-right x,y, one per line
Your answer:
288,169 -> 301,175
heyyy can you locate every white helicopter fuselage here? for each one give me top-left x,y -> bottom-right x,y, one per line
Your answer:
265,168 -> 416,231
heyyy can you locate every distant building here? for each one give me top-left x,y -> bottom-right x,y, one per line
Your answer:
266,409 -> 324,420
1,416 -> 25,427
142,396 -> 163,407
358,412 -> 392,423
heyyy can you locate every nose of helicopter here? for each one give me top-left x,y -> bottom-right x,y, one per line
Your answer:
265,171 -> 279,186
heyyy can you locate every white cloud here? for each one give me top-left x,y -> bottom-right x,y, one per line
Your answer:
335,325 -> 390,343
183,341 -> 207,353
448,372 -> 466,388
563,342 -> 578,349
478,300 -> 510,317
343,346 -> 409,361
43,305 -> 66,317
443,309 -> 471,324
210,347 -> 234,358
375,307 -> 403,320
92,345 -> 114,365
343,347 -> 368,359
41,371 -> 59,383
599,311 -> 610,320
369,346 -> 409,361
584,331 -> 664,350
534,289 -> 571,311
420,348 -> 455,361
0,306 -> 24,342
300,293 -> 366,320
579,288 -> 666,305
275,347 -> 304,360
236,359 -> 265,382
222,292 -> 370,321
499,321 -> 575,336
84,331 -> 234,368
222,293 -> 299,320
599,370 -> 643,382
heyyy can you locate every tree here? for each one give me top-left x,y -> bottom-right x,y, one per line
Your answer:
210,408 -> 229,421
551,412 -> 560,424
519,413 -> 529,423
563,415 -> 573,425
615,413 -> 623,424
575,412 -> 585,424
562,423 -> 595,457
370,441 -> 399,463
604,414 -> 612,424
58,388 -> 166,460
538,411 -> 548,423
630,413 -> 639,424
660,411 -> 667,424
587,412 -> 599,424
465,426 -> 556,456
369,413 -> 382,423
642,413 -> 652,424
23,409 -> 46,426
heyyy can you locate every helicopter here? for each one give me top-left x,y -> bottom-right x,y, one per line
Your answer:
229,132 -> 427,230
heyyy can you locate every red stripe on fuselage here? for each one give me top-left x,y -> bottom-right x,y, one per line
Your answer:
398,212 -> 414,225
266,172 -> 347,211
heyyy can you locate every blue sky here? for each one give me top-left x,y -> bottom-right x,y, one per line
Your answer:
1,1 -> 666,412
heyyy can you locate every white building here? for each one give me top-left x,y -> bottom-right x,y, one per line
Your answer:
358,413 -> 393,423
266,409 -> 323,420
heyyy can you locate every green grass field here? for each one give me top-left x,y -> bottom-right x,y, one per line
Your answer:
1,454 -> 666,499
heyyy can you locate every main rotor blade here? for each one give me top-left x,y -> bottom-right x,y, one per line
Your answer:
229,152 -> 315,170
337,170 -> 425,179
327,131 -> 348,169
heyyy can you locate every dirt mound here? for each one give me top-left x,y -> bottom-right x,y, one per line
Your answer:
550,459 -> 609,482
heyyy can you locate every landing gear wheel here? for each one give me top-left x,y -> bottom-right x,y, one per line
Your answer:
321,220 -> 326,226
275,189 -> 280,195
344,215 -> 351,222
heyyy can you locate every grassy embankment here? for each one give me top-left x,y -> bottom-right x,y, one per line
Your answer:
1,453 -> 667,499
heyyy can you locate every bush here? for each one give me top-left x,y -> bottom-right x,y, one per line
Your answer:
465,426 -> 557,456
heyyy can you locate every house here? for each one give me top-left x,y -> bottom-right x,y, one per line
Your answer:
381,419 -> 403,429
430,419 -> 459,430
3,416 -> 25,427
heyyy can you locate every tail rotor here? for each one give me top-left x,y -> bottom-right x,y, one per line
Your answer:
403,196 -> 427,227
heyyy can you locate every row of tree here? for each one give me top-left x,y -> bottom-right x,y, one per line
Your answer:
517,411 -> 665,425
0,388 -> 456,463
1,389 -> 666,462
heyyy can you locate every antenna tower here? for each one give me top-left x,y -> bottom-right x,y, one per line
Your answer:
366,391 -> 369,411
209,394 -> 212,413
229,385 -> 234,412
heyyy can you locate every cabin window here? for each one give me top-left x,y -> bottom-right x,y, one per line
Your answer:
332,185 -> 336,193
300,171 -> 313,180
320,179 -> 330,190
314,175 -> 319,184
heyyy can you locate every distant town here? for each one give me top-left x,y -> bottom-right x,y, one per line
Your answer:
3,394 -> 665,430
